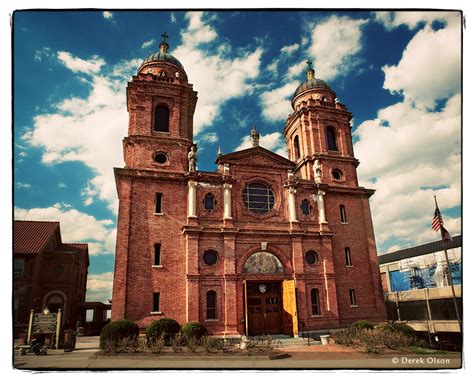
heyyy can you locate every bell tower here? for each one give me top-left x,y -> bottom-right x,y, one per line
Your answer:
123,33 -> 198,172
283,60 -> 358,187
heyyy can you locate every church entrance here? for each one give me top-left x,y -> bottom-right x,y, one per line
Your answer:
246,281 -> 282,335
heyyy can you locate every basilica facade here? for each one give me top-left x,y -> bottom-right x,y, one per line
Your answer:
111,36 -> 386,337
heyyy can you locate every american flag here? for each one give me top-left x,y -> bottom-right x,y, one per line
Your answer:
432,205 -> 443,231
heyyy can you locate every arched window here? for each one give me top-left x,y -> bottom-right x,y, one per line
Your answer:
311,288 -> 320,315
326,127 -> 338,151
154,105 -> 169,132
301,199 -> 310,215
204,193 -> 216,212
206,290 -> 217,319
293,135 -> 301,160
340,204 -> 347,223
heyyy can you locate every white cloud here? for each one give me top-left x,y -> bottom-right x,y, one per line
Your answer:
285,61 -> 306,81
23,54 -> 139,213
308,16 -> 368,80
353,16 -> 461,252
198,132 -> 218,144
16,182 -> 31,189
86,272 -> 113,303
174,12 -> 263,135
280,43 -> 299,55
170,12 -> 177,23
14,204 -> 116,255
382,14 -> 461,109
260,15 -> 368,123
260,81 -> 298,122
57,51 -> 105,75
374,11 -> 459,31
141,38 -> 155,49
235,131 -> 288,158
103,11 -> 113,20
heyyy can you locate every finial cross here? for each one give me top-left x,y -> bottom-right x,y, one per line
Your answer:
161,32 -> 169,42
306,59 -> 313,69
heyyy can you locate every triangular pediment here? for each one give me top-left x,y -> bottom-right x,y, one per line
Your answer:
217,146 -> 295,169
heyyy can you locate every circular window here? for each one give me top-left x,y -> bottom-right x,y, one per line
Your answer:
203,250 -> 218,265
305,251 -> 318,265
52,264 -> 64,275
243,183 -> 275,214
154,153 -> 167,164
332,169 -> 343,180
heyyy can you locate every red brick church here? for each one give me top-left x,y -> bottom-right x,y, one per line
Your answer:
112,35 -> 386,337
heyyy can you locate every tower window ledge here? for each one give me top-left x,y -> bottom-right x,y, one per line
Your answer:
350,305 -> 359,308
345,265 -> 353,268
150,311 -> 163,315
152,265 -> 164,268
154,213 -> 164,216
340,222 -> 349,225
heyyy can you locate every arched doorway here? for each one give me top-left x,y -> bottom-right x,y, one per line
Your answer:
42,291 -> 67,318
242,252 -> 291,336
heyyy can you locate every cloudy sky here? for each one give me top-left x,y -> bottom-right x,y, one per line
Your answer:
11,10 -> 462,303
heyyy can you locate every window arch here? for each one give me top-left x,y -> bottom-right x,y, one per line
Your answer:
206,290 -> 217,319
311,288 -> 321,315
326,127 -> 338,151
293,135 -> 301,160
154,105 -> 169,132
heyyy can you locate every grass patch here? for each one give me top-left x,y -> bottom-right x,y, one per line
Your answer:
409,346 -> 448,355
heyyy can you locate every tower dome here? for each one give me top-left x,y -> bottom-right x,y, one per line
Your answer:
138,32 -> 187,77
291,59 -> 335,108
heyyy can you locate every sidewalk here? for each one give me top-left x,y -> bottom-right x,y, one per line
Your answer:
13,336 -> 462,370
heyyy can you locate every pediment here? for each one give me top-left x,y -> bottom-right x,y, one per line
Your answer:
217,146 -> 295,169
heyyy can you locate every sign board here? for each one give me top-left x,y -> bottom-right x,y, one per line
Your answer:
32,313 -> 57,334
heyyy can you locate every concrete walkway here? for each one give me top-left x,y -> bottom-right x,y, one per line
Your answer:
13,336 -> 462,370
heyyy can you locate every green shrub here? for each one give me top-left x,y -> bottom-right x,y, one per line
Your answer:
182,321 -> 207,340
352,320 -> 375,330
146,318 -> 181,344
99,320 -> 139,349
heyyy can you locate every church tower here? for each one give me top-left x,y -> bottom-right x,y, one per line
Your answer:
112,35 -> 198,322
283,60 -> 358,188
123,33 -> 197,172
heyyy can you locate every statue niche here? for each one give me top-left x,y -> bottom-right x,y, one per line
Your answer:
243,252 -> 284,274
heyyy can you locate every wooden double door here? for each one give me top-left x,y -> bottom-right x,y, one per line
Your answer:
247,282 -> 282,335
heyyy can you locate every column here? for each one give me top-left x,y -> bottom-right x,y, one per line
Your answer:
316,190 -> 327,224
188,181 -> 197,217
287,187 -> 298,223
223,183 -> 232,219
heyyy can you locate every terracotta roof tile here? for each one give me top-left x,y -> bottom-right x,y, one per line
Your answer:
14,220 -> 59,254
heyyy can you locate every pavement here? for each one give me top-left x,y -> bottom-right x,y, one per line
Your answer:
12,336 -> 462,370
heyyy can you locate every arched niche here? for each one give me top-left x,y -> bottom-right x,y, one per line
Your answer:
243,251 -> 284,274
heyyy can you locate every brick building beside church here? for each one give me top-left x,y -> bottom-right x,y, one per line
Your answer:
112,36 -> 386,337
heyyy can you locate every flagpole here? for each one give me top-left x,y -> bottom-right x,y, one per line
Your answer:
434,196 -> 462,332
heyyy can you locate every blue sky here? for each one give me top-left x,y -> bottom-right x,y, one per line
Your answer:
11,10 -> 462,303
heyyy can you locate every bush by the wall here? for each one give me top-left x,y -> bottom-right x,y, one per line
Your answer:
377,323 -> 417,337
352,320 -> 375,330
181,322 -> 207,340
99,320 -> 139,349
146,318 -> 181,344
